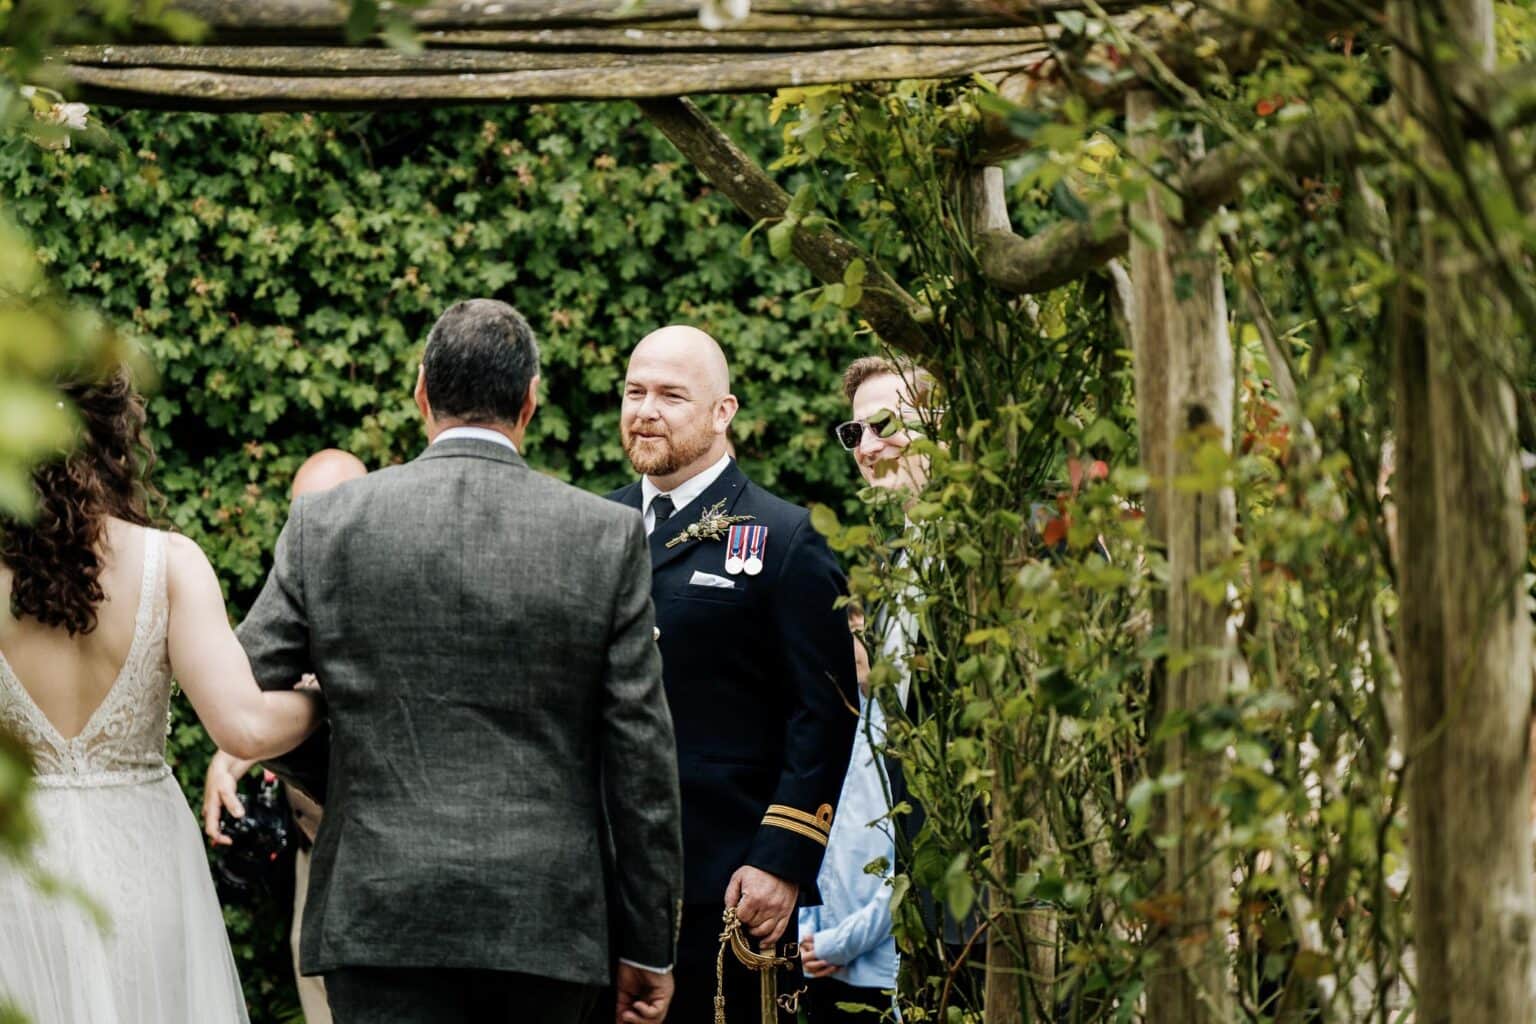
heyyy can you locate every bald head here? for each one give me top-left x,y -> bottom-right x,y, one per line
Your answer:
291,448 -> 367,502
621,324 -> 739,491
630,324 -> 731,400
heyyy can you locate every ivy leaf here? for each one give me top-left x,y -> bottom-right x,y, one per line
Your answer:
1054,10 -> 1088,35
157,10 -> 207,42
809,502 -> 840,537
1128,213 -> 1164,250
344,0 -> 379,44
767,219 -> 796,260
787,184 -> 816,217
380,15 -> 424,56
1052,180 -> 1090,223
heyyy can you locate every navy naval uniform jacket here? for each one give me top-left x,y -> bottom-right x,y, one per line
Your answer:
609,459 -> 859,906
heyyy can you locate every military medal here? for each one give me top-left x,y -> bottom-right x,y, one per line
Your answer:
743,524 -> 767,576
725,524 -> 750,575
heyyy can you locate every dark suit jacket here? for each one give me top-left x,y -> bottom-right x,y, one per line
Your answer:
238,438 -> 683,985
609,460 -> 858,906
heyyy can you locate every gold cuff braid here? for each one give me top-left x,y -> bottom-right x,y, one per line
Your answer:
764,803 -> 832,834
760,815 -> 828,847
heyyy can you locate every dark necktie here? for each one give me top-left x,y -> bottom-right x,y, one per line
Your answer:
650,494 -> 675,526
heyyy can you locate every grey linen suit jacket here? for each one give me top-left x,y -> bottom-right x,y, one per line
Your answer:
236,438 -> 683,985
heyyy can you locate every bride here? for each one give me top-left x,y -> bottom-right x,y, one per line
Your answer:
0,369 -> 322,1023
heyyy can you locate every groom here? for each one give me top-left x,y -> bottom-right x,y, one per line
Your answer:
238,300 -> 683,1024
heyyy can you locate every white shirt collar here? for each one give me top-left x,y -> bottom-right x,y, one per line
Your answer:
434,425 -> 519,454
641,452 -> 732,520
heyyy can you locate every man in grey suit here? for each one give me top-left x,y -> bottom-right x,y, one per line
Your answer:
238,299 -> 682,1024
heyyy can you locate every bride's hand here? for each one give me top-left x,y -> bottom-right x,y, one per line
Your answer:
202,749 -> 257,847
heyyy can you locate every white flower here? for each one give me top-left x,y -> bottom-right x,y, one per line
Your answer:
698,0 -> 749,31
20,85 -> 37,99
52,102 -> 90,131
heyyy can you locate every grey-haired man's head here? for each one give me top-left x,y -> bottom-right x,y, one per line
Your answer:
414,299 -> 541,445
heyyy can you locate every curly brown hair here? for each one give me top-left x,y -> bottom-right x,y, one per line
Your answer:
1,370 -> 161,636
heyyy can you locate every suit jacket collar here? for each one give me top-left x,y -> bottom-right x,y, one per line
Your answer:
415,437 -> 527,469
647,459 -> 750,572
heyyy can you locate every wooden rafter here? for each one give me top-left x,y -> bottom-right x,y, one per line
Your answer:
156,0 -> 1140,34
60,43 -> 1054,108
48,0 -> 1163,110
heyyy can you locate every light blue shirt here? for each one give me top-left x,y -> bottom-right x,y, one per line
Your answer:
799,696 -> 898,991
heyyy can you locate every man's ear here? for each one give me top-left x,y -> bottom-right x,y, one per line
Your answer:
414,365 -> 432,424
517,375 -> 541,431
716,393 -> 740,433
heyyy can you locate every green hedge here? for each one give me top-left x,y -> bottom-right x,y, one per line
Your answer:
0,99 -> 867,1022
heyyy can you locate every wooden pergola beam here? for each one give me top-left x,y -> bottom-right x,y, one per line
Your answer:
638,96 -> 935,357
163,0 -> 1140,34
48,0 -> 1176,108
61,28 -> 1056,65
62,42 -> 1052,109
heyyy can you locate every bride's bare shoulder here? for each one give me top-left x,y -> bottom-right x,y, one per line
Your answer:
155,528 -> 217,596
162,530 -> 211,570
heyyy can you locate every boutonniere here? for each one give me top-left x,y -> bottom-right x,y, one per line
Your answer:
665,499 -> 754,549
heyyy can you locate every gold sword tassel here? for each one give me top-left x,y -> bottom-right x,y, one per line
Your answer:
714,907 -> 805,1024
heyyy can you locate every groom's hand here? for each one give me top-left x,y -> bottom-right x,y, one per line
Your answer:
614,962 -> 673,1024
725,865 -> 799,947
202,749 -> 257,846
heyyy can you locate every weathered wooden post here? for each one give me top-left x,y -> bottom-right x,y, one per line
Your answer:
1126,88 -> 1236,1024
1392,1 -> 1536,1019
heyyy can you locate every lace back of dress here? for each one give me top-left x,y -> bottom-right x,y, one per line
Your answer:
0,528 -> 173,787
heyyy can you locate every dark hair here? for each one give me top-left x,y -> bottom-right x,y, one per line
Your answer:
422,299 -> 540,424
840,355 -> 934,403
1,370 -> 160,636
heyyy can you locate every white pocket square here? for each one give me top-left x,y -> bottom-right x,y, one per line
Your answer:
688,570 -> 737,590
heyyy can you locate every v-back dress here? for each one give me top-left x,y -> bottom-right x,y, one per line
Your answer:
0,529 -> 250,1023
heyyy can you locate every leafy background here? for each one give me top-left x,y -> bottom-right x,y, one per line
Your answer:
0,98 -> 869,1020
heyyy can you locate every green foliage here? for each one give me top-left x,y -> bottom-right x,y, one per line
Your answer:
1,3 -> 187,977
760,8 -> 1536,1007
0,98 -> 869,1020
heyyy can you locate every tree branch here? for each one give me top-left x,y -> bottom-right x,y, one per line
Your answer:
978,75 -> 1536,296
973,2 -> 1370,163
637,96 -> 934,357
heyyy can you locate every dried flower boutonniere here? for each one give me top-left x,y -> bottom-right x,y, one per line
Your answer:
664,500 -> 754,549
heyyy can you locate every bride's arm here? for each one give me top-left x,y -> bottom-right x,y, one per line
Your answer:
164,533 -> 321,761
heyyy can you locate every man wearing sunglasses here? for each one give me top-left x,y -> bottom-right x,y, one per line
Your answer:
815,356 -> 991,1013
833,360 -> 933,498
792,358 -> 936,1020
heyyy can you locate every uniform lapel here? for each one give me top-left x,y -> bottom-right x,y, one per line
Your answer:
648,460 -> 750,572
612,480 -> 644,512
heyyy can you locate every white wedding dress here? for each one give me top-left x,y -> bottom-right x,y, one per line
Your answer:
0,530 -> 250,1024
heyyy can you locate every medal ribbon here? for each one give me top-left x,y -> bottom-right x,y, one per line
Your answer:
727,525 -> 749,565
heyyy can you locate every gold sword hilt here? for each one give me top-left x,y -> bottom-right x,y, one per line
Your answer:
713,907 -> 805,1024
